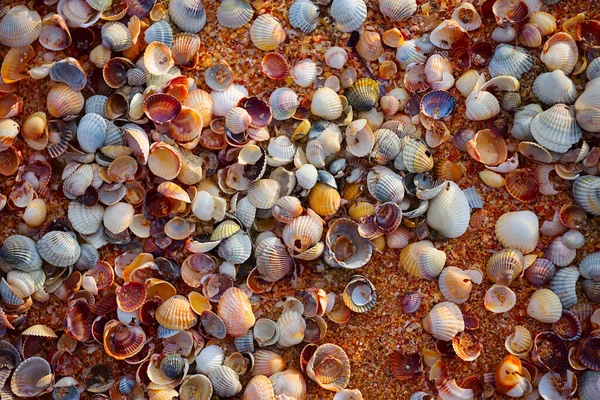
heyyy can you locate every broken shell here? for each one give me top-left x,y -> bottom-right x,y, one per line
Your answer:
505,326 -> 533,357
306,343 -> 351,391
452,2 -> 481,31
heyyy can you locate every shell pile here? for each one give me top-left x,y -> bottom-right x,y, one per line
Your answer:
0,0 -> 599,398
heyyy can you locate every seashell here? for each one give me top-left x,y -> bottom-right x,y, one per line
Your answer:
492,25 -> 517,43
430,19 -> 469,49
0,6 -> 41,47
169,0 -> 207,33
455,70 -> 485,98
587,58 -> 600,81
180,374 -> 213,400
530,11 -> 556,36
306,343 -> 350,391
420,90 -> 456,120
217,0 -> 254,29
452,2 -> 482,31
47,83 -> 85,118
172,33 -> 201,69
548,266 -> 579,308
400,137 -> 434,173
579,370 -> 600,400
37,231 -> 80,267
465,91 -> 501,121
144,41 -> 174,76
540,32 -> 578,75
527,288 -> 562,323
423,301 -> 464,341
289,0 -> 319,33
452,331 -> 483,362
505,169 -> 539,203
290,59 -> 318,88
270,368 -> 306,399
538,371 -> 577,400
277,311 -> 306,347
260,52 -> 289,80
532,331 -> 569,372
426,181 -> 470,239
532,70 -> 577,105
75,243 -> 99,271
562,229 -> 585,249
253,349 -> 286,377
544,236 -> 576,267
356,31 -> 383,61
209,366 -> 242,397
379,0 -> 417,21
22,199 -> 47,228
217,287 -> 255,338
505,325 -> 533,357
518,23 -> 542,47
144,93 -> 182,124
525,258 -> 555,287
185,89 -> 213,127
573,175 -> 600,216
1,46 -> 33,84
225,107 -> 252,134
488,44 -> 534,79
511,103 -> 542,141
77,113 -> 106,153
103,57 -> 134,89
495,355 -> 532,397
195,345 -> 225,375
311,87 -> 343,120
59,0 -> 102,28
401,292 -> 421,314
103,202 -> 134,234
330,0 -> 367,32
211,83 -> 248,117
343,275 -> 376,313
155,295 -> 198,330
68,202 -> 104,235
438,267 -> 482,304
495,210 -> 539,254
101,21 -> 132,52
244,375 -> 275,400
144,20 -> 173,47
492,0 -> 528,25
89,45 -> 111,69
324,218 -> 372,269
395,39 -> 428,69
371,128 -> 400,163
486,249 -> 523,286
250,14 -> 286,51
325,46 -> 348,70
10,356 -> 53,397
0,235 -> 42,272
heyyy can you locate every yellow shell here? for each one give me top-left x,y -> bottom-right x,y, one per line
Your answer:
348,202 -> 375,222
47,83 -> 85,118
155,295 -> 198,330
309,182 -> 341,216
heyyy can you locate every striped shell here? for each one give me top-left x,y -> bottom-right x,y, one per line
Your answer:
37,231 -> 81,267
0,6 -> 41,47
330,0 -> 367,33
217,0 -> 254,29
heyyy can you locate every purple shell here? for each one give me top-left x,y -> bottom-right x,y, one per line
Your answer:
525,258 -> 555,288
401,292 -> 421,314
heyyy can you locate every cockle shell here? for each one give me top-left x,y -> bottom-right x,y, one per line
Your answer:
169,0 -> 207,33
217,287 -> 255,338
540,32 -> 578,75
548,266 -> 579,308
426,181 -> 470,238
423,301 -> 464,341
495,211 -> 539,254
0,6 -> 41,48
452,2 -> 482,31
527,288 -> 562,323
532,70 -> 577,105
217,0 -> 254,29
530,104 -> 581,153
379,0 -> 417,21
330,0 -> 367,33
250,14 -> 286,51
489,44 -> 534,79
311,87 -> 343,120
438,267 -> 482,304
289,0 -> 319,33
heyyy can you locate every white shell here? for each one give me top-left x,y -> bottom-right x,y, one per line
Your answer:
0,5 -> 41,47
422,301 -> 464,341
311,87 -> 343,120
290,59 -> 319,87
330,0 -> 367,33
495,211 -> 539,254
325,47 -> 348,70
530,104 -> 582,153
289,0 -> 320,33
526,288 -> 562,323
169,0 -> 207,33
195,345 -> 225,375
211,84 -> 249,117
103,202 -> 134,234
379,0 -> 417,21
465,90 -> 501,121
426,181 -> 470,238
532,70 -> 577,105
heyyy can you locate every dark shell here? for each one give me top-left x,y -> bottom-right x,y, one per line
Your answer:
559,204 -> 588,229
389,351 -> 423,382
401,292 -> 421,314
125,0 -> 156,19
505,169 -> 539,202
345,78 -> 380,111
552,310 -> 582,341
375,202 -> 403,234
532,331 -> 569,371
160,353 -> 185,379
579,331 -> 600,371
143,93 -> 182,124
420,90 -> 456,120
200,310 -> 227,339
583,279 -> 600,303
524,258 -> 555,288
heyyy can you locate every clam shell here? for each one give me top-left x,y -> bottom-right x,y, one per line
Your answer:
169,0 -> 207,33
195,345 -> 225,375
527,288 -> 562,323
544,236 -> 576,267
103,202 -> 134,234
587,58 -> 600,81
438,267 -> 481,304
423,301 -> 464,341
101,21 -> 132,52
548,266 -> 579,308
486,249 -> 523,286
0,235 -> 42,272
218,231 -> 252,264
379,0 -> 417,21
530,104 -> 581,153
485,284 -> 517,313
511,104 -> 542,141
289,0 -> 319,33
525,258 -> 555,287
217,0 -> 254,29
495,210 -> 539,254
532,70 -> 577,105
580,252 -> 600,281
77,113 -> 107,153
253,349 -> 286,377
451,2 -> 481,31
144,19 -> 173,47
0,6 -> 41,47
465,90 -> 500,121
345,78 -> 379,111
400,137 -> 434,173
579,370 -> 600,400
37,231 -> 80,267
217,287 -> 255,338
270,368 -> 306,399
540,32 -> 578,75
68,201 -> 104,235
7,269 -> 45,298
325,46 -> 348,69
367,165 -> 404,203
505,325 -> 533,357
488,44 -> 534,79
356,31 -> 383,61
47,83 -> 85,118
573,175 -> 600,216
10,356 -> 52,397
395,39 -> 428,69
211,83 -> 248,117
430,19 -> 469,49
250,14 -> 286,51
324,218 -> 373,269
155,295 -> 198,330
562,229 -> 585,249
180,375 -> 213,400
277,311 -> 306,347
426,181 -> 470,239
311,87 -> 343,120
209,365 -> 242,397
244,375 -> 275,400
290,59 -> 319,88
330,0 -> 367,32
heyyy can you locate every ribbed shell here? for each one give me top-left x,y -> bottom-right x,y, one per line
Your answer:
0,235 -> 42,272
306,344 -> 350,391
401,137 -> 434,173
10,356 -> 52,397
217,0 -> 254,29
155,295 -> 198,330
217,287 -> 255,337
580,252 -> 600,281
276,311 -> 306,347
345,78 -> 379,111
395,39 -> 428,69
573,175 -> 600,216
211,84 -> 248,117
0,6 -> 41,47
250,14 -> 286,51
37,231 -> 81,267
578,370 -> 600,400
548,266 -> 579,309
144,20 -> 173,47
379,0 -> 417,21
244,375 -> 275,400
532,70 -> 577,105
195,345 -> 225,375
530,104 -> 581,153
289,0 -> 319,33
218,231 -> 252,264
511,104 -> 543,141
209,366 -> 242,397
330,0 -> 367,32
526,288 -> 562,323
68,201 -> 104,235
587,58 -> 600,81
423,301 -> 465,341
169,0 -> 207,33
367,165 -> 404,203
77,113 -> 107,153
101,22 -> 132,52
540,32 -> 578,75
488,44 -> 534,79
426,181 -> 470,238
311,87 -> 343,120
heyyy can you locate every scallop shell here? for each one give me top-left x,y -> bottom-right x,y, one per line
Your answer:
488,44 -> 534,79
68,202 -> 104,235
330,0 -> 367,33
217,0 -> 254,29
540,32 -> 578,75
250,14 -> 286,51
532,70 -> 577,105
426,181 -> 470,239
253,349 -> 286,377
400,137 -> 434,173
47,83 -> 85,118
101,21 -> 132,52
356,31 -> 383,62
548,266 -> 579,309
289,0 -> 319,33
495,210 -> 539,254
423,301 -> 465,341
77,113 -> 107,153
244,375 -> 275,400
395,39 -> 428,69
169,0 -> 207,33
0,6 -> 41,47
527,288 -> 562,323
379,0 -> 417,21
211,84 -> 248,117
37,231 -> 81,267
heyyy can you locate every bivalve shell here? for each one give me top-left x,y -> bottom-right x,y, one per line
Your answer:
527,288 -> 562,323
532,70 -> 577,105
250,14 -> 286,51
495,210 -> 539,254
423,301 -> 464,341
0,6 -> 41,48
330,0 -> 367,33
426,181 -> 470,238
